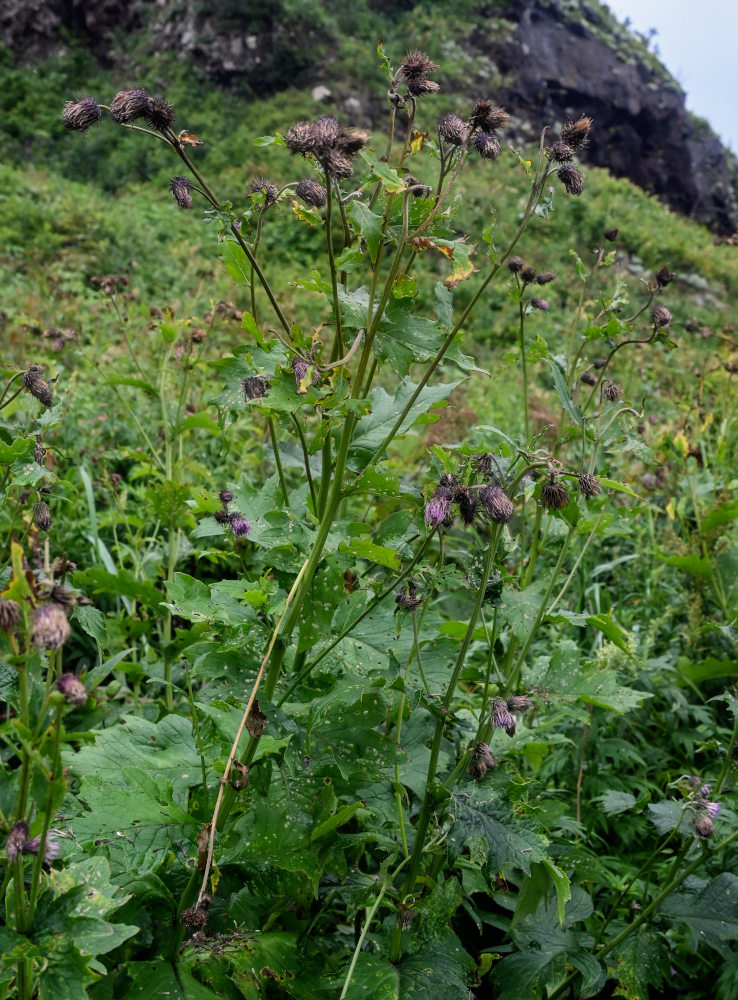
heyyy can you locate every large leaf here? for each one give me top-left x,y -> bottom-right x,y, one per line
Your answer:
661,873 -> 738,949
350,379 -> 460,466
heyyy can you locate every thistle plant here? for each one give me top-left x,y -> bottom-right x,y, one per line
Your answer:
0,41 -> 734,1000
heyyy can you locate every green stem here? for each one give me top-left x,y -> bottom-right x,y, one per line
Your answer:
28,706 -> 64,921
325,178 -> 345,357
267,417 -> 289,504
519,300 -> 530,442
292,415 -> 317,512
388,528 -> 500,962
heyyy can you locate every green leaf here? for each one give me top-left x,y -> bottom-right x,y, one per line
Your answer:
658,552 -> 712,579
598,477 -> 645,501
677,655 -> 738,682
399,930 -> 475,999
126,960 -> 223,999
339,955 -> 398,999
661,874 -> 738,949
448,785 -> 549,876
338,537 -> 401,570
71,605 -> 107,645
611,931 -> 668,1000
311,800 -> 363,841
586,611 -> 633,657
0,435 -> 33,465
221,240 -> 251,286
350,378 -> 461,466
359,149 -> 407,193
596,790 -> 637,815
647,800 -> 687,835
701,500 -> 738,531
72,567 -> 163,611
547,357 -> 582,427
501,584 -> 543,642
347,201 -> 383,262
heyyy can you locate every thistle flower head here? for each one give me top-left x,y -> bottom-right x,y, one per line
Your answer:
652,305 -> 672,329
469,742 -> 495,780
213,509 -> 233,525
219,489 -> 234,506
490,697 -> 515,731
242,375 -> 269,400
230,515 -> 251,539
479,485 -> 514,523
576,473 -> 601,498
520,265 -> 537,283
57,673 -> 87,707
694,813 -> 714,839
109,88 -> 151,124
557,163 -> 585,196
581,372 -> 597,385
398,51 -> 438,84
604,227 -> 619,241
248,176 -> 279,205
285,121 -> 317,156
0,598 -> 21,630
33,501 -> 52,532
424,486 -> 452,526
655,265 -> 675,287
455,487 -> 478,527
22,365 -> 53,407
295,178 -> 327,208
23,829 -> 62,864
536,271 -> 556,285
170,176 -> 193,210
471,131 -> 501,160
404,176 -> 432,199
5,822 -> 29,863
32,603 -> 71,650
507,256 -> 524,273
406,78 -> 440,97
547,140 -> 574,163
437,113 -> 466,146
322,148 -> 354,178
602,380 -> 624,402
395,582 -> 421,611
146,95 -> 176,131
469,100 -> 510,132
541,477 -> 570,511
530,297 -> 549,311
561,116 -> 593,150
62,97 -> 102,132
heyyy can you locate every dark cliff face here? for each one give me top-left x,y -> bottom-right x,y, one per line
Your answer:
3,0 -> 737,233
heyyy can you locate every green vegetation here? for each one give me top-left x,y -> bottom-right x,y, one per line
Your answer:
1,34 -> 737,1000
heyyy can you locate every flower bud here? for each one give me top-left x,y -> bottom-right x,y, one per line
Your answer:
490,697 -> 515,731
520,265 -> 537,283
507,256 -> 524,273
536,271 -> 556,285
248,176 -> 279,205
219,489 -> 234,505
424,486 -> 452,526
694,813 -> 714,839
530,297 -> 549,311
5,822 -> 29,863
22,365 -> 53,408
146,95 -> 176,131
395,582 -> 421,611
285,121 -> 317,156
242,375 -> 269,400
580,372 -> 597,385
109,88 -> 151,124
57,673 -> 87,707
472,131 -> 501,160
547,140 -> 573,163
506,695 -> 533,713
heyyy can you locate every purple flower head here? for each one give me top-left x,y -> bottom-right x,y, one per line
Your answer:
24,830 -> 62,864
699,784 -> 710,798
230,515 -> 251,539
703,801 -> 721,819
479,485 -> 514,524
219,489 -> 234,506
490,697 -> 515,732
424,486 -> 452,526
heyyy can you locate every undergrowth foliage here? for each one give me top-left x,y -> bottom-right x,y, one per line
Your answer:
1,43 -> 737,1000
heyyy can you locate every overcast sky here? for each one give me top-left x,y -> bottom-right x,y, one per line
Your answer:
605,0 -> 737,150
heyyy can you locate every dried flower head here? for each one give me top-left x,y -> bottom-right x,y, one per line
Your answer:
479,485 -> 514,523
507,256 -> 524,273
580,371 -> 597,386
469,742 -> 496,780
285,121 -> 317,156
295,178 -> 327,208
593,358 -> 608,369
576,473 -> 601,498
490,697 -> 515,731
32,603 -> 71,650
541,477 -> 570,511
62,97 -> 102,132
109,88 -> 151,124
57,673 -> 87,707
602,380 -> 624,402
146,95 -> 176,131
248,176 -> 278,205
547,140 -> 574,163
213,509 -> 232,525
507,694 -> 533,713
456,487 -> 478,527
470,100 -> 510,132
33,501 -> 52,532
404,176 -> 432,199
230,515 -> 251,539
242,375 -> 269,400
530,297 -> 549,312
425,486 -> 452,526
472,131 -> 501,160
407,78 -> 440,97
395,582 -> 421,611
437,113 -> 466,146
322,148 -> 354,178
652,305 -> 672,329
439,473 -> 459,489
23,829 -> 62,864
50,585 -> 76,606
604,227 -> 619,241
655,265 -> 675,287
0,598 -> 21,630
536,271 -> 556,285
520,265 -> 537,284
181,904 -> 209,930
398,51 -> 438,84
22,365 -> 53,408
557,163 -> 585,196
561,116 -> 593,150
170,176 -> 193,210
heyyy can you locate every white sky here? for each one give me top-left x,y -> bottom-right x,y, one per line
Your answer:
606,1 -> 737,150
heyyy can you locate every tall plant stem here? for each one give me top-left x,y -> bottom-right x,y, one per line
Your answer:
291,415 -> 317,511
518,301 -> 530,442
267,417 -> 289,503
324,177 -> 345,357
388,528 -> 500,962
